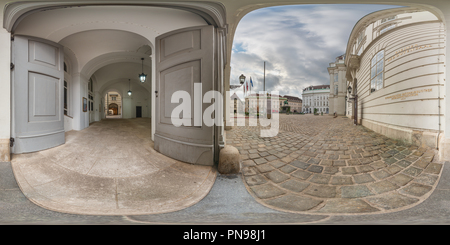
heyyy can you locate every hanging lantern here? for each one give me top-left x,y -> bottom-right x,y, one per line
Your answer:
139,58 -> 147,83
128,79 -> 132,96
239,74 -> 246,85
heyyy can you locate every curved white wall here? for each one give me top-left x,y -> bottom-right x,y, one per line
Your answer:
347,10 -> 445,147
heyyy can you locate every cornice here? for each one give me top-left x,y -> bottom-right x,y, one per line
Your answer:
3,1 -> 227,32
344,6 -> 422,66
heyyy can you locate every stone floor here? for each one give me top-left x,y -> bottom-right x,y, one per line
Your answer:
226,114 -> 443,214
10,118 -> 216,215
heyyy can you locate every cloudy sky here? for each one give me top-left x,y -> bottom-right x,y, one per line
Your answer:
229,4 -> 405,100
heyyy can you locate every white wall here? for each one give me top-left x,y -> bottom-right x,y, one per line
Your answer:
356,21 -> 444,132
64,115 -> 73,132
0,1 -> 10,147
0,34 -> 10,137
0,10 -> 10,160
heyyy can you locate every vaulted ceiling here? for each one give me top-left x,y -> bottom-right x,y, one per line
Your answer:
13,5 -> 208,95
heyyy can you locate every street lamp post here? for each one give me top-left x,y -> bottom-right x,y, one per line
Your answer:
230,74 -> 246,90
239,74 -> 246,85
347,82 -> 358,125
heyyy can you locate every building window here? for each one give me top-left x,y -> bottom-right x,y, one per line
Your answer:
357,30 -> 364,45
357,46 -> 363,56
334,73 -> 338,83
88,79 -> 94,112
335,85 -> 338,95
380,24 -> 395,35
381,15 -> 396,24
64,80 -> 68,115
371,50 -> 384,93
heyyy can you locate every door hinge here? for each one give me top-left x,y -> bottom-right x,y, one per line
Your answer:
10,63 -> 14,70
9,138 -> 14,147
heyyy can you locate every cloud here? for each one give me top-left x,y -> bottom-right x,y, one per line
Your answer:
229,4 -> 404,100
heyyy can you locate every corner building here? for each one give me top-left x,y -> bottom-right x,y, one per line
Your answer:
302,85 -> 330,114
328,55 -> 347,116
344,7 -> 444,150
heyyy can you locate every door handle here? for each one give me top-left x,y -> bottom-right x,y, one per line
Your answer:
155,91 -> 158,97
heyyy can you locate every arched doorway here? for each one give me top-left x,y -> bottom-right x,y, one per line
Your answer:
108,103 -> 118,115
4,2 -> 225,215
7,3 -> 226,163
104,91 -> 122,118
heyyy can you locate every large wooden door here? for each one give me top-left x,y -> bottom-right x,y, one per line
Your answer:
154,25 -> 215,166
12,35 -> 65,153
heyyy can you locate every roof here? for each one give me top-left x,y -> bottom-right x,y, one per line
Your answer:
344,7 -> 428,66
283,95 -> 302,102
303,85 -> 330,91
246,93 -> 285,98
230,92 -> 241,102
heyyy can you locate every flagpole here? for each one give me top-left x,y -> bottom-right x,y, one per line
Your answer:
264,61 -> 265,92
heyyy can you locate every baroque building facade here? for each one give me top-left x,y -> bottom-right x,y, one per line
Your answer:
281,95 -> 303,113
344,7 -> 444,151
328,55 -> 347,116
302,85 -> 330,114
245,93 -> 285,114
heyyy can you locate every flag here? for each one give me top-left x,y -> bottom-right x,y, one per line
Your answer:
250,77 -> 253,87
246,82 -> 248,94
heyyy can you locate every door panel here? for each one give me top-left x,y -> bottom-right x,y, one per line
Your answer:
154,25 -> 214,166
160,30 -> 201,61
29,72 -> 59,119
12,35 -> 65,153
160,60 -> 200,126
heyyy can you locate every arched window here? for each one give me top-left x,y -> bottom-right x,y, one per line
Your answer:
381,16 -> 396,24
109,103 -> 119,115
371,50 -> 384,93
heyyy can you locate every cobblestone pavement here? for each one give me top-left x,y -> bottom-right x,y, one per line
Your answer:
226,114 -> 443,214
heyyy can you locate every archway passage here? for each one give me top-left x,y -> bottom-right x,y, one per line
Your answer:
104,91 -> 123,119
109,103 -> 118,115
7,4 -> 220,215
8,3 -> 226,166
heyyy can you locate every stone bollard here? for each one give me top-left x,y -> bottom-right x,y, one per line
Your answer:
218,145 -> 240,174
